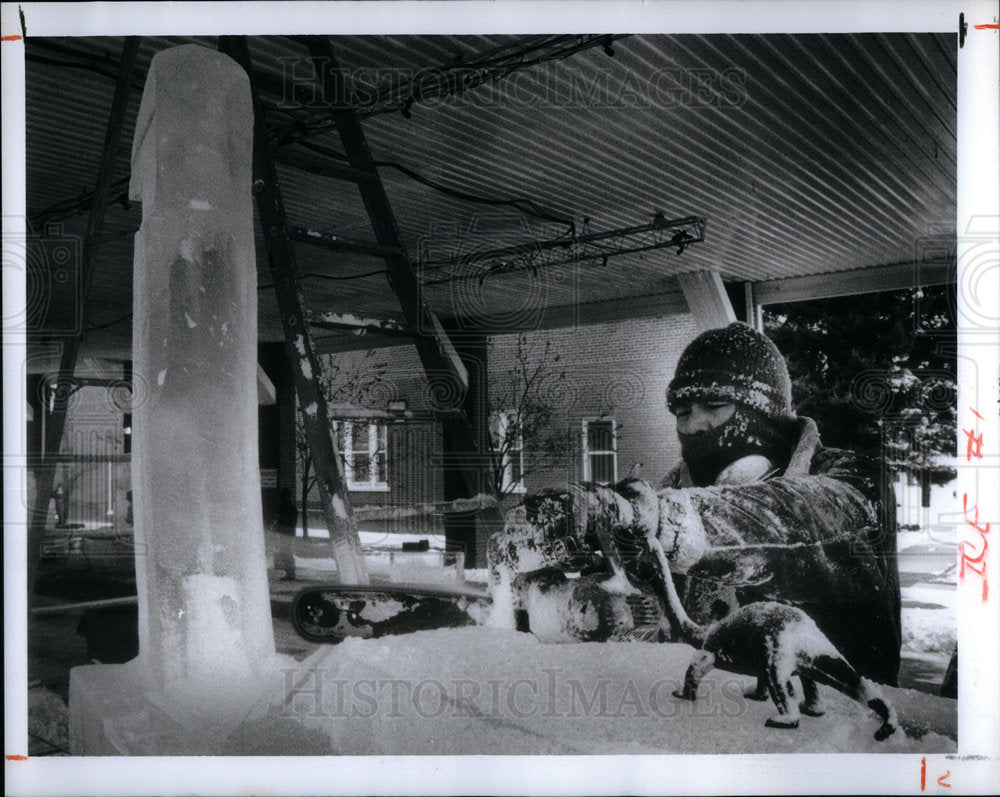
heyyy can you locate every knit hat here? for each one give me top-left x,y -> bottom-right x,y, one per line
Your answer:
667,322 -> 793,419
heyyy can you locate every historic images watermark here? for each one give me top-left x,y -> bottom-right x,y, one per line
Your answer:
276,59 -> 749,114
280,667 -> 750,721
3,219 -> 83,337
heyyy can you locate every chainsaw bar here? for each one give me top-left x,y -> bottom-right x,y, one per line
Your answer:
291,582 -> 491,643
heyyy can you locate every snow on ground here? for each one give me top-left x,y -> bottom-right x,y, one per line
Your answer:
272,526 -> 462,586
896,526 -> 957,684
901,583 -> 956,654
278,626 -> 955,755
295,523 -> 446,549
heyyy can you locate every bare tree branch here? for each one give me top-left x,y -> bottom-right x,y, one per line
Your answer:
487,334 -> 574,502
294,350 -> 389,535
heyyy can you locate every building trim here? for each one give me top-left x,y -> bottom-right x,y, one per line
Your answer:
752,258 -> 953,307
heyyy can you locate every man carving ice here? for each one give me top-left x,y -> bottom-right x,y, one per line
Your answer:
488,321 -> 902,687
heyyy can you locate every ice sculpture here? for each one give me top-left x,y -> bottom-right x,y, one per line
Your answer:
70,45 -> 286,753
129,43 -> 275,685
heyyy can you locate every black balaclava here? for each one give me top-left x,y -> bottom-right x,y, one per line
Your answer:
667,322 -> 797,487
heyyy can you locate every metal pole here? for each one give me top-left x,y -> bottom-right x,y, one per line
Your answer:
218,36 -> 369,584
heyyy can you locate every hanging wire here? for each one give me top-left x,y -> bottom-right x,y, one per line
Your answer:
31,142 -> 573,236
84,312 -> 133,332
294,139 -> 574,231
28,34 -> 600,233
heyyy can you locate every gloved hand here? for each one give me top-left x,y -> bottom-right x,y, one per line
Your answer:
614,476 -> 710,573
614,456 -> 776,572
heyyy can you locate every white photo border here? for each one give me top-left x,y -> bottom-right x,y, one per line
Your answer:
4,2 -> 998,795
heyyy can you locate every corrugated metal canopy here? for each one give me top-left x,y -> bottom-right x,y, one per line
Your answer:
23,32 -> 956,358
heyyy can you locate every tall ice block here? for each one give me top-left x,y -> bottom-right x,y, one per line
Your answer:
70,45 -> 298,754
129,42 -> 274,686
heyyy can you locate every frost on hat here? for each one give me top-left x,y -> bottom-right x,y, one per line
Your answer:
667,321 -> 793,418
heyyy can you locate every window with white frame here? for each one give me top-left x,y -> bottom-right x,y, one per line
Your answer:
334,421 -> 389,491
493,410 -> 525,494
583,418 -> 617,485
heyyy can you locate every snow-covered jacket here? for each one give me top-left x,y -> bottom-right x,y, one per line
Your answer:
488,416 -> 901,685
649,416 -> 901,686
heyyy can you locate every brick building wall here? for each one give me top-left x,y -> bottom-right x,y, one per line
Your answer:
489,313 -> 698,497
311,313 -> 699,539
299,345 -> 446,536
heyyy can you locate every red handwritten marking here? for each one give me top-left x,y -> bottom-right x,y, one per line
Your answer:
960,493 -> 990,603
965,407 -> 985,460
6,754 -> 28,761
922,758 -> 953,790
2,35 -> 24,41
973,24 -> 999,29
964,427 -> 984,460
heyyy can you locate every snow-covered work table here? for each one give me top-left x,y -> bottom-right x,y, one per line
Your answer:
254,626 -> 956,756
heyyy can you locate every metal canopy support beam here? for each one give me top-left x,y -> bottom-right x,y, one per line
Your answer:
312,292 -> 693,354
310,253 -> 953,356
219,36 -> 369,584
307,310 -> 411,337
743,282 -> 763,332
289,226 -> 402,260
257,363 -> 277,405
677,270 -> 737,332
752,258 -> 953,306
273,150 -> 378,185
27,37 -> 140,601
312,331 -> 411,355
301,36 -> 498,516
